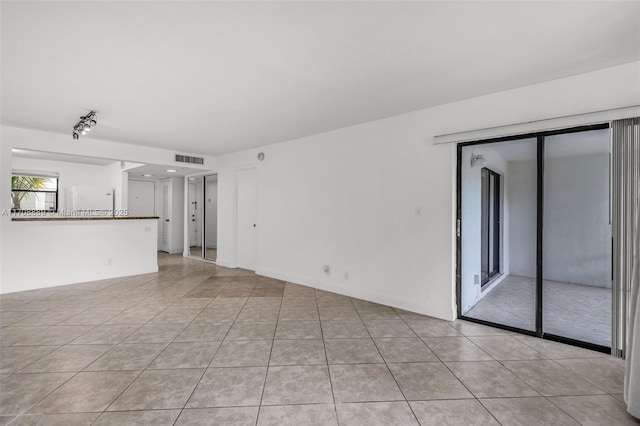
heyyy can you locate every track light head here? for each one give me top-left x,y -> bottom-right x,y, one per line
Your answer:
72,110 -> 97,140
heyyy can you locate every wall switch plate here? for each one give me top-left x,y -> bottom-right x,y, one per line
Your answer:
474,274 -> 480,285
323,265 -> 330,274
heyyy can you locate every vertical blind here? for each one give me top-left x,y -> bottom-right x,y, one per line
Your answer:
612,117 -> 640,357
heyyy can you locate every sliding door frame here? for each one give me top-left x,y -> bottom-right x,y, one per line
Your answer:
480,167 -> 501,286
456,123 -> 611,353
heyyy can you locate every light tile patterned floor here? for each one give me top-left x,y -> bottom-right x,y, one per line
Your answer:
0,253 -> 636,425
464,275 -> 612,347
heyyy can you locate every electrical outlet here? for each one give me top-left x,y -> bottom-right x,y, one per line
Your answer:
323,265 -> 330,274
415,206 -> 423,216
474,274 -> 480,285
344,272 -> 349,280
107,257 -> 113,266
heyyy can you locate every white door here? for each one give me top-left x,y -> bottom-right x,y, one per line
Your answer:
237,168 -> 258,270
128,180 -> 155,216
159,179 -> 171,252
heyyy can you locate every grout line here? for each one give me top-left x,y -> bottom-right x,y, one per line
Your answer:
94,264 -> 237,425
254,288 -> 281,426
1,255 -> 624,426
394,308 -> 505,426
172,290 -> 246,426
315,289 -> 340,425
353,303 -> 422,426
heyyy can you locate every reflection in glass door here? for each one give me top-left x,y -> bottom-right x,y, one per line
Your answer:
460,138 -> 538,332
543,129 -> 612,347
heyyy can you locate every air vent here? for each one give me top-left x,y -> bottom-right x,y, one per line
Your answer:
175,154 -> 204,165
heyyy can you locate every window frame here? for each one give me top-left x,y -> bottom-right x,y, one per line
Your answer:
10,173 -> 59,213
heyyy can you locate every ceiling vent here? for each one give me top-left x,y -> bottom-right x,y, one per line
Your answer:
175,154 -> 204,165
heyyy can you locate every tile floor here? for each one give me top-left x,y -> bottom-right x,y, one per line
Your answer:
0,254 -> 636,425
464,275 -> 612,347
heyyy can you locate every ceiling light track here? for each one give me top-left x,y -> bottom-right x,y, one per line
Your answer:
72,110 -> 98,140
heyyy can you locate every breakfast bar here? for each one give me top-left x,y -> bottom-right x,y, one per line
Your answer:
1,216 -> 159,294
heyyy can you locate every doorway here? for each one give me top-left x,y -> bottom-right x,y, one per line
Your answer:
128,180 -> 155,217
237,168 -> 258,271
457,124 -> 613,351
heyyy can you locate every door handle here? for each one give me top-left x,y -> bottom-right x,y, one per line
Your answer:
165,219 -> 170,222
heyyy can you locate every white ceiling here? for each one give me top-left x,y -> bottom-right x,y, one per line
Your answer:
128,164 -> 210,181
2,1 -> 638,156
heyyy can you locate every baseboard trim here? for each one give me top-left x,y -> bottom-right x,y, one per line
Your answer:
215,259 -> 236,268
255,267 -> 453,321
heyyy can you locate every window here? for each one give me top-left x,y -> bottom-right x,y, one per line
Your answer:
11,174 -> 58,212
481,167 -> 500,285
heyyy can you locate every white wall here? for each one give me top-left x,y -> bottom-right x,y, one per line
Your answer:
215,62 -> 639,321
507,159 -> 538,279
543,153 -> 611,287
12,157 -> 119,211
0,219 -> 158,294
507,153 -> 612,287
460,144 -> 512,313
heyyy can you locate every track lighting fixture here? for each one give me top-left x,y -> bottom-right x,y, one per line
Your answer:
72,110 -> 97,139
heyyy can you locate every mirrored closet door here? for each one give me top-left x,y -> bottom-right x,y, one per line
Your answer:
188,174 -> 217,262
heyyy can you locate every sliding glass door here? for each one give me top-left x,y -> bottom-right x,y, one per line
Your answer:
458,124 -> 612,351
543,129 -> 612,347
459,137 -> 537,332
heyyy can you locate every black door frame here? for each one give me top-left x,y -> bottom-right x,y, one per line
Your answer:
480,167 -> 501,287
455,123 -> 611,353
